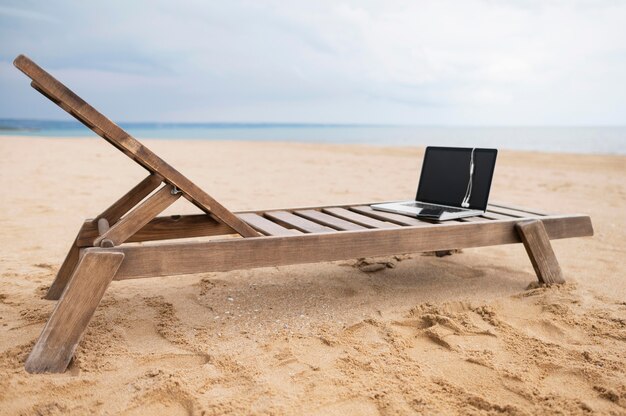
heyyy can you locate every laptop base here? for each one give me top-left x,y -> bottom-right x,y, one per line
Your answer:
371,201 -> 484,221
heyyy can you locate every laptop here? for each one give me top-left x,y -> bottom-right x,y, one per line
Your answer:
371,146 -> 498,221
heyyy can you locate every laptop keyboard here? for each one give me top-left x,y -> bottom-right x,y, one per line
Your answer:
402,202 -> 465,213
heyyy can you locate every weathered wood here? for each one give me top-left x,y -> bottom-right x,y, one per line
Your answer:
490,202 -> 552,216
350,205 -> 430,226
238,200 -> 397,216
109,214 -> 593,280
14,55 -> 259,238
322,207 -> 399,229
488,205 -> 540,218
460,216 -> 489,223
15,54 -> 597,375
294,209 -> 367,231
77,214 -> 235,246
45,222 -> 90,300
25,251 -> 124,373
76,203 -> 403,246
481,211 -> 515,220
516,220 -> 566,284
82,201 -> 450,246
96,174 -> 162,224
264,211 -> 334,233
237,213 -> 299,236
94,185 -> 181,247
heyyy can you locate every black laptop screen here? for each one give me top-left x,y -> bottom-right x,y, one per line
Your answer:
415,147 -> 498,210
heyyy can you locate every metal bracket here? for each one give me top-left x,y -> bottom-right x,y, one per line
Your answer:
170,186 -> 182,195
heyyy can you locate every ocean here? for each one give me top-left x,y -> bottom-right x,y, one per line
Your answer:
1,119 -> 624,155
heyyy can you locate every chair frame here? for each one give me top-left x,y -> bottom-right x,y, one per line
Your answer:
13,55 -> 593,373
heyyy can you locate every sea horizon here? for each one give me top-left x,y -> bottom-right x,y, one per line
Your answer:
1,118 -> 624,155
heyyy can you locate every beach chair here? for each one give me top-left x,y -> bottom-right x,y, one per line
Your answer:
13,55 -> 594,374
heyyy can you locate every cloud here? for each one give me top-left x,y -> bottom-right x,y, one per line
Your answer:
1,0 -> 625,124
0,5 -> 58,23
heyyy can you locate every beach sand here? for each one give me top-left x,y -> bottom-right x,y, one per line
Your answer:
0,136 -> 624,415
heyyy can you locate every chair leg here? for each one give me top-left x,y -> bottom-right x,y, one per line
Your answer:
516,220 -> 565,284
25,251 -> 124,373
45,222 -> 90,300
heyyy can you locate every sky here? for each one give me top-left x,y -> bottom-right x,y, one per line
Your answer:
1,0 -> 625,125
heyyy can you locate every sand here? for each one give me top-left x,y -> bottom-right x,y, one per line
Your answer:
0,136 -> 624,415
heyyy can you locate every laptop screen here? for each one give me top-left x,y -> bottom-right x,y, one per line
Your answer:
416,147 -> 498,210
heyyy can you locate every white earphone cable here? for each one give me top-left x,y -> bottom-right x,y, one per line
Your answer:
461,148 -> 475,208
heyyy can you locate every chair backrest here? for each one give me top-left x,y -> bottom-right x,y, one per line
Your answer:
13,55 -> 259,238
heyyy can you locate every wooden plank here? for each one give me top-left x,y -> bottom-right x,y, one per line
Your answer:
481,211 -> 516,220
238,200 -> 398,215
322,207 -> 399,229
127,214 -> 234,241
94,185 -> 181,247
25,251 -> 124,373
264,211 -> 333,233
109,215 -> 593,280
45,222 -> 90,300
96,174 -> 162,224
294,210 -> 367,231
77,214 -> 235,246
459,216 -> 490,223
487,205 -> 540,218
14,55 -> 259,238
516,220 -> 565,284
490,202 -> 553,216
237,213 -> 299,236
237,201 -> 549,219
350,205 -> 430,226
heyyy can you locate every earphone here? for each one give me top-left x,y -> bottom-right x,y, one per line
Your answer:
461,148 -> 475,208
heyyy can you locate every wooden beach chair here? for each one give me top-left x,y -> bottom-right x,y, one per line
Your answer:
13,55 -> 594,374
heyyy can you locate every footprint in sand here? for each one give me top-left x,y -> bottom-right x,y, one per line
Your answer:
387,303 -> 501,371
354,257 -> 396,273
197,277 -> 216,296
125,375 -> 201,416
142,296 -> 210,364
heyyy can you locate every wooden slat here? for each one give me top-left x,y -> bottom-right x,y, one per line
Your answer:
109,215 -> 593,280
238,200 -> 398,215
322,207 -> 399,229
264,211 -> 333,233
94,185 -> 181,247
96,174 -> 162,224
14,55 -> 259,238
237,213 -> 299,236
487,205 -> 540,218
459,216 -> 490,223
350,205 -> 430,226
516,220 -> 565,284
294,210 -> 367,231
481,211 -> 516,220
490,202 -> 552,216
236,201 -> 549,218
25,251 -> 125,373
